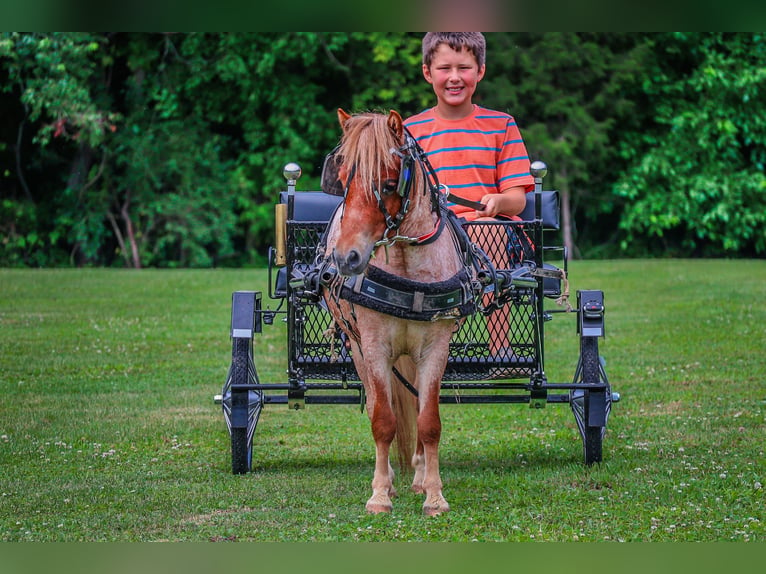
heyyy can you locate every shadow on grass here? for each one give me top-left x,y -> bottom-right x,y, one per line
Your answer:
243,440 -> 585,478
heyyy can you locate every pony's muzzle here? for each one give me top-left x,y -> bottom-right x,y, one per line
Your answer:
333,247 -> 368,276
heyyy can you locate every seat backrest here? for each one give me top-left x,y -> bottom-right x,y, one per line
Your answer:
280,189 -> 560,229
279,191 -> 343,222
518,190 -> 560,230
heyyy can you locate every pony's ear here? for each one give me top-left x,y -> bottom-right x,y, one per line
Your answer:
338,109 -> 352,129
387,110 -> 404,140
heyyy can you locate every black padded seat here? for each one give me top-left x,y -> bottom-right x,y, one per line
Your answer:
518,190 -> 560,230
279,191 -> 342,222
274,190 -> 563,297
280,189 -> 558,227
519,191 -> 563,296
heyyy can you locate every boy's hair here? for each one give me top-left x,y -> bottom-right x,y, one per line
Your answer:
422,32 -> 486,69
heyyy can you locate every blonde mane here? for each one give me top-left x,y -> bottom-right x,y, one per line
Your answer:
337,113 -> 401,200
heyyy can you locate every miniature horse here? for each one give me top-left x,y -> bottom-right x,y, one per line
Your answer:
321,109 -> 476,515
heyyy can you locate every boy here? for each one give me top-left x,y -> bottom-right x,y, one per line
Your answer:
404,32 -> 535,370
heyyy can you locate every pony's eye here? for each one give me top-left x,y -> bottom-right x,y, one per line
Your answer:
383,179 -> 398,194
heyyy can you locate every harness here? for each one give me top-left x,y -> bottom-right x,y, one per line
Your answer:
318,262 -> 475,322
310,130 -> 491,322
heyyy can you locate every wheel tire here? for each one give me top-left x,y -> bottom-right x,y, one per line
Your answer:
230,337 -> 254,474
231,426 -> 252,474
580,336 -> 603,465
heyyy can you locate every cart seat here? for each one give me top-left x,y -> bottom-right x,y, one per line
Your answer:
274,190 -> 562,297
279,191 -> 343,221
280,189 -> 559,227
519,190 -> 560,230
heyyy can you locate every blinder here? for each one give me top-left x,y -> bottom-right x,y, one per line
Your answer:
320,138 -> 417,199
392,148 -> 414,199
320,145 -> 345,197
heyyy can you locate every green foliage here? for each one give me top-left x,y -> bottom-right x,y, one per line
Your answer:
108,117 -> 237,268
0,198 -> 51,266
347,32 -> 427,115
614,33 -> 766,256
1,33 -> 765,266
0,32 -> 118,148
482,33 -> 651,253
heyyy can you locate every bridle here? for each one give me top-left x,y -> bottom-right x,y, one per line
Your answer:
321,129 -> 445,248
311,124 -> 494,324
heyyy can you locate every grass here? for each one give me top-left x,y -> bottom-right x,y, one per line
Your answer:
0,260 -> 764,542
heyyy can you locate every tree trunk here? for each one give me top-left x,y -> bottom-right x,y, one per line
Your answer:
106,211 -> 131,268
14,117 -> 34,203
120,191 -> 142,269
559,166 -> 580,260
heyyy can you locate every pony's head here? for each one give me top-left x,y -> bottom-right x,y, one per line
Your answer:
331,109 -> 417,276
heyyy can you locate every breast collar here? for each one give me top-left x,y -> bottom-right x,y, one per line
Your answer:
313,207 -> 484,322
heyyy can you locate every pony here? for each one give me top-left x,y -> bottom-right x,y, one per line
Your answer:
319,109 -> 478,515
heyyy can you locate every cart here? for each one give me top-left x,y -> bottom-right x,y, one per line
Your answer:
216,161 -> 618,474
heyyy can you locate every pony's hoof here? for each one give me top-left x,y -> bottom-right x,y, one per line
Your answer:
411,484 -> 425,494
366,493 -> 393,514
366,502 -> 393,514
423,494 -> 450,516
423,502 -> 450,516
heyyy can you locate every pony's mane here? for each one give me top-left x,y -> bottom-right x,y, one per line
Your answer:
337,113 -> 401,200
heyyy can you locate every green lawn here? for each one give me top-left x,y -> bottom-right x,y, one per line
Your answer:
1,260 -> 764,541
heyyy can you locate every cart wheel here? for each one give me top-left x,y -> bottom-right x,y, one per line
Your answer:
231,426 -> 252,475
222,337 -> 262,474
571,336 -> 609,465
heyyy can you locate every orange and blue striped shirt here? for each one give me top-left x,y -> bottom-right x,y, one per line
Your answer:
405,105 -> 534,221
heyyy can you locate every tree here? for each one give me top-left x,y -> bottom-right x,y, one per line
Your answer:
480,32 -> 650,258
2,33 -> 764,266
613,32 -> 766,256
0,32 -> 118,265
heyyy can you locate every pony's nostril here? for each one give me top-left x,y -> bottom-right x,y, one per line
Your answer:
333,247 -> 366,276
346,250 -> 362,269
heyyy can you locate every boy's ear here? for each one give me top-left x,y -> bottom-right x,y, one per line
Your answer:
422,63 -> 433,85
337,109 -> 351,129
477,64 -> 486,82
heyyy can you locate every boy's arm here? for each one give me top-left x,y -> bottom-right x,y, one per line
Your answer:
476,186 -> 528,219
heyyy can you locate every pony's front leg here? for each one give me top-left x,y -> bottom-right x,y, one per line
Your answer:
365,378 -> 397,514
411,440 -> 425,494
417,382 -> 450,516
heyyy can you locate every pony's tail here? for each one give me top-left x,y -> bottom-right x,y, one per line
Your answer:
391,356 -> 418,473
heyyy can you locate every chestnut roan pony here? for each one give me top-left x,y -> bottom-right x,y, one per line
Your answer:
318,109 -> 480,515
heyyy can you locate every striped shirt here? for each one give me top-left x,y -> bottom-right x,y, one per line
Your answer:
405,105 -> 534,221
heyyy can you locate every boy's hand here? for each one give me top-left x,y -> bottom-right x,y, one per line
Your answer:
477,187 -> 527,219
475,194 -> 505,218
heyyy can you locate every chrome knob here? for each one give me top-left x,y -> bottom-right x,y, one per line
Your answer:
530,160 -> 547,179
283,162 -> 302,183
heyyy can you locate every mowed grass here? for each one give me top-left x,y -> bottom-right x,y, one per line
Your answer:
0,260 -> 764,542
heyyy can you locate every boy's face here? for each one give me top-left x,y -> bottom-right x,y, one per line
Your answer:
423,43 -> 485,119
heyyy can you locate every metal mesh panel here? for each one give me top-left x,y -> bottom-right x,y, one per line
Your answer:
445,220 -> 539,380
286,218 -> 541,382
288,221 -> 359,380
